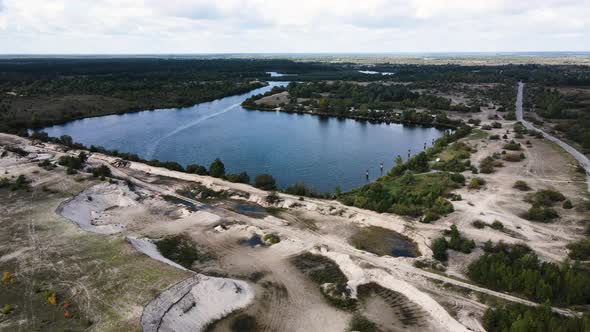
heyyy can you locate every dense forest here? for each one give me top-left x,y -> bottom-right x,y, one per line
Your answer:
528,86 -> 590,151
0,58 -> 333,134
467,242 -> 590,306
483,303 -> 590,332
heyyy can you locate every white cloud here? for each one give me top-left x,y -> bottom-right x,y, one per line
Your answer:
0,0 -> 588,53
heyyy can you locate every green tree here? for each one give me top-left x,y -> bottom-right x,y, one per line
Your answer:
254,174 -> 277,190
209,158 -> 225,178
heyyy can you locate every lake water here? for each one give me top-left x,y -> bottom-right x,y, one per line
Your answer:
41,82 -> 443,192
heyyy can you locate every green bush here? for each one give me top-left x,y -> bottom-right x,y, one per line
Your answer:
491,220 -> 504,230
348,314 -> 377,332
472,220 -> 486,229
527,207 -> 559,222
155,235 -> 204,269
431,237 -> 448,261
527,189 -> 566,207
225,172 -> 250,184
91,165 -> 111,178
562,200 -> 573,209
209,158 -> 225,178
265,191 -> 280,204
513,180 -> 531,191
255,174 -> 277,190
503,140 -> 522,151
567,239 -> 590,260
469,177 -> 486,189
186,164 -> 208,175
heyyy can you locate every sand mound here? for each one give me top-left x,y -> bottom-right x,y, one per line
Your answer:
130,237 -> 255,332
57,182 -> 139,234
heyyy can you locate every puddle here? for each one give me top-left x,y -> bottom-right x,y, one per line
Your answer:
239,234 -> 265,248
225,201 -> 268,218
350,226 -> 419,258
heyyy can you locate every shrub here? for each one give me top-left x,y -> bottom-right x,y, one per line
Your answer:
186,164 -> 208,175
562,200 -> 573,209
225,172 -> 250,184
527,207 -> 559,222
503,153 -> 524,162
263,233 -> 280,245
1,304 -> 13,315
491,220 -> 504,230
58,155 -> 83,169
91,165 -> 111,178
449,173 -> 465,185
479,156 -> 495,173
432,238 -> 448,261
527,189 -> 566,207
469,177 -> 486,189
265,191 -> 280,204
513,180 -> 531,191
155,234 -> 203,269
503,140 -> 521,151
348,314 -> 377,332
231,314 -> 258,332
489,134 -> 500,140
209,158 -> 225,178
491,121 -> 502,128
567,239 -> 590,260
472,220 -> 486,229
255,174 -> 277,190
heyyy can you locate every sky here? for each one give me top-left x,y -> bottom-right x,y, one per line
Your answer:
0,0 -> 588,54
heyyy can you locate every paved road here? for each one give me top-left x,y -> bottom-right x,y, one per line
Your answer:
516,82 -> 590,192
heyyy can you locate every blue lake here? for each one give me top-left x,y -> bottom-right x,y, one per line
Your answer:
41,82 -> 443,192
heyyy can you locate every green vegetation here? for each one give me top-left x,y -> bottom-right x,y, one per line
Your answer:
155,234 -> 208,269
265,191 -> 280,204
527,189 -> 566,205
90,165 -> 111,178
527,207 -> 559,222
0,174 -> 29,191
563,199 -> 573,209
254,174 -> 277,190
503,140 -> 522,151
431,225 -> 476,262
513,180 -> 531,191
57,152 -> 87,170
348,314 -> 377,332
468,177 -> 486,189
483,303 -> 590,332
349,226 -> 419,257
567,239 -> 590,260
0,58 -> 329,134
209,158 -> 225,178
230,314 -> 258,332
186,164 -> 208,175
468,242 -> 590,305
338,124 -> 473,219
284,181 -> 328,198
340,171 -> 458,220
1,304 -> 13,315
225,172 -> 250,184
291,253 -> 356,309
262,233 -> 280,245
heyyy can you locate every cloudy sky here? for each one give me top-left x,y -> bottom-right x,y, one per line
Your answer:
0,0 -> 588,54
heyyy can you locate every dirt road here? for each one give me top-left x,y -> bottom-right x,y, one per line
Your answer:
516,82 -> 590,191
